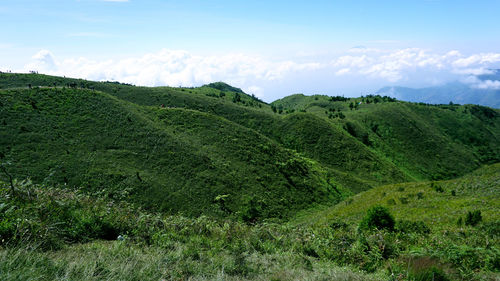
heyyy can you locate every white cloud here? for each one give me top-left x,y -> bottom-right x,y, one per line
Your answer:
22,48 -> 500,100
453,53 -> 500,68
335,68 -> 350,75
246,86 -> 264,98
26,49 -> 56,71
476,80 -> 500,90
330,48 -> 500,83
23,49 -> 323,98
463,76 -> 500,90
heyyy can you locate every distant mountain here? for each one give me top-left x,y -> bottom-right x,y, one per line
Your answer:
377,71 -> 500,108
477,68 -> 500,81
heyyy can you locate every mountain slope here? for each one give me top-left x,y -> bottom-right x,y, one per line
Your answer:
272,94 -> 500,180
0,87 -> 344,220
306,163 -> 500,229
2,73 -> 500,216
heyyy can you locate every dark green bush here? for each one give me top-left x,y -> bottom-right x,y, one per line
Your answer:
417,192 -> 424,199
0,218 -> 14,242
359,206 -> 395,231
465,210 -> 482,226
431,183 -> 444,193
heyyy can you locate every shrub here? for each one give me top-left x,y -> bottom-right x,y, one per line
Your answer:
465,210 -> 482,226
359,206 -> 395,231
417,192 -> 424,199
0,218 -> 14,242
431,183 -> 444,193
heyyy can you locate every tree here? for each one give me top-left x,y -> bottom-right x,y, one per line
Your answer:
349,102 -> 354,110
232,92 -> 241,103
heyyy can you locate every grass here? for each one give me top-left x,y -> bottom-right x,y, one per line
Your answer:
1,165 -> 499,280
0,242 -> 386,281
307,163 -> 500,229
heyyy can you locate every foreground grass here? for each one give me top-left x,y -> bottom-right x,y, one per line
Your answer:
0,242 -> 385,281
1,168 -> 499,280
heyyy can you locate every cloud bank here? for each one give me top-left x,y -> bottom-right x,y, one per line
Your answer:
21,48 -> 500,100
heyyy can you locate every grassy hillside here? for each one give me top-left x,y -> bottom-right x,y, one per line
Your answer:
307,163 -> 500,229
1,73 -> 499,212
1,166 -> 498,280
0,87 -> 343,220
273,93 -> 500,180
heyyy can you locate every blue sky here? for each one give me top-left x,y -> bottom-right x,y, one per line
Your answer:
1,0 -> 500,101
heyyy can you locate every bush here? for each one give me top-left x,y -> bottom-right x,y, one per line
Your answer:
417,192 -> 424,199
0,218 -> 14,242
431,183 -> 444,193
465,210 -> 482,226
359,206 -> 395,231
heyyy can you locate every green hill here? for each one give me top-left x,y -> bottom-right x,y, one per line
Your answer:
305,163 -> 500,229
273,93 -> 500,180
1,73 -> 500,220
0,86 -> 343,220
1,73 -> 499,280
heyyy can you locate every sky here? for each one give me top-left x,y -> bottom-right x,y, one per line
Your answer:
1,0 -> 500,101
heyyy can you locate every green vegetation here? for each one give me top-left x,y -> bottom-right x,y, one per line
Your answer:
0,86 -> 343,220
1,73 -> 499,280
359,206 -> 395,231
1,166 -> 498,280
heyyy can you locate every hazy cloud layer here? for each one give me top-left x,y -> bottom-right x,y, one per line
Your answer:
22,48 -> 500,100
